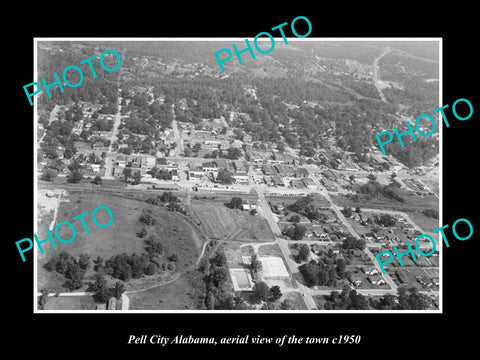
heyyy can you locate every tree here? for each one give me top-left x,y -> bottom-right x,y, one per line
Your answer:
227,196 -> 243,210
183,147 -> 193,157
92,175 -> 103,185
41,168 -> 58,182
368,174 -> 377,181
299,262 -> 320,287
144,262 -> 158,275
211,250 -> 227,267
336,258 -> 347,277
139,209 -> 156,225
226,147 -> 242,160
342,206 -> 353,218
68,170 -> 83,183
112,281 -> 125,299
64,262 -> 85,290
192,143 -> 202,153
254,281 -> 270,302
298,244 -> 310,262
285,223 -> 307,240
123,167 -> 132,182
355,206 -> 361,214
377,214 -> 396,227
349,174 -> 356,182
423,208 -> 439,219
133,171 -> 142,184
250,254 -> 263,273
280,299 -> 293,310
78,253 -> 90,270
268,285 -> 282,302
289,215 -> 300,223
216,169 -> 234,184
92,275 -> 113,303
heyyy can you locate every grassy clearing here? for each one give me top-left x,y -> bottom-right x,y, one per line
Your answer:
43,295 -> 97,310
128,270 -> 205,310
406,210 -> 440,236
190,202 -> 275,242
258,244 -> 283,257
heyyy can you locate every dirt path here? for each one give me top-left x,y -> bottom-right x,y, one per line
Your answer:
372,47 -> 392,102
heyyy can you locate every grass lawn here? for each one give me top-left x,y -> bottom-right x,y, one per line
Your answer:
258,244 -> 283,257
128,270 -> 205,310
190,202 -> 275,242
43,295 -> 97,310
406,210 -> 440,240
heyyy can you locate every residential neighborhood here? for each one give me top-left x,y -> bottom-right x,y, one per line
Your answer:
36,40 -> 440,312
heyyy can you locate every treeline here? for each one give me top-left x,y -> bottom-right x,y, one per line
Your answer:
322,285 -> 432,310
299,254 -> 348,287
356,180 -> 406,203
44,251 -> 90,290
204,248 -> 245,310
37,46 -> 118,108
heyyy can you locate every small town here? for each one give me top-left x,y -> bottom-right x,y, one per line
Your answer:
35,40 -> 440,311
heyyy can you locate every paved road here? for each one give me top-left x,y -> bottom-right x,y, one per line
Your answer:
171,104 -> 184,156
38,105 -> 60,145
255,186 -> 318,310
103,57 -> 125,180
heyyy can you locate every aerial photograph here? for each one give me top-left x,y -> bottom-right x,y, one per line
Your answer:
34,39 -> 440,312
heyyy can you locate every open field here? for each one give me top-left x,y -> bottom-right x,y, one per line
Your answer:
37,189 -> 203,294
406,210 -> 440,237
43,295 -> 97,310
127,270 -> 205,310
190,201 -> 275,242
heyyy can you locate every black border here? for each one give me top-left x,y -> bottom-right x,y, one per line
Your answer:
6,5 -> 478,355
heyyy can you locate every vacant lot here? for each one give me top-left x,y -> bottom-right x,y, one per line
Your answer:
190,201 -> 275,243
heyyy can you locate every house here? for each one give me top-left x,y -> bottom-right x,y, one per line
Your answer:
362,267 -> 378,276
349,274 -> 363,287
368,275 -> 386,285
